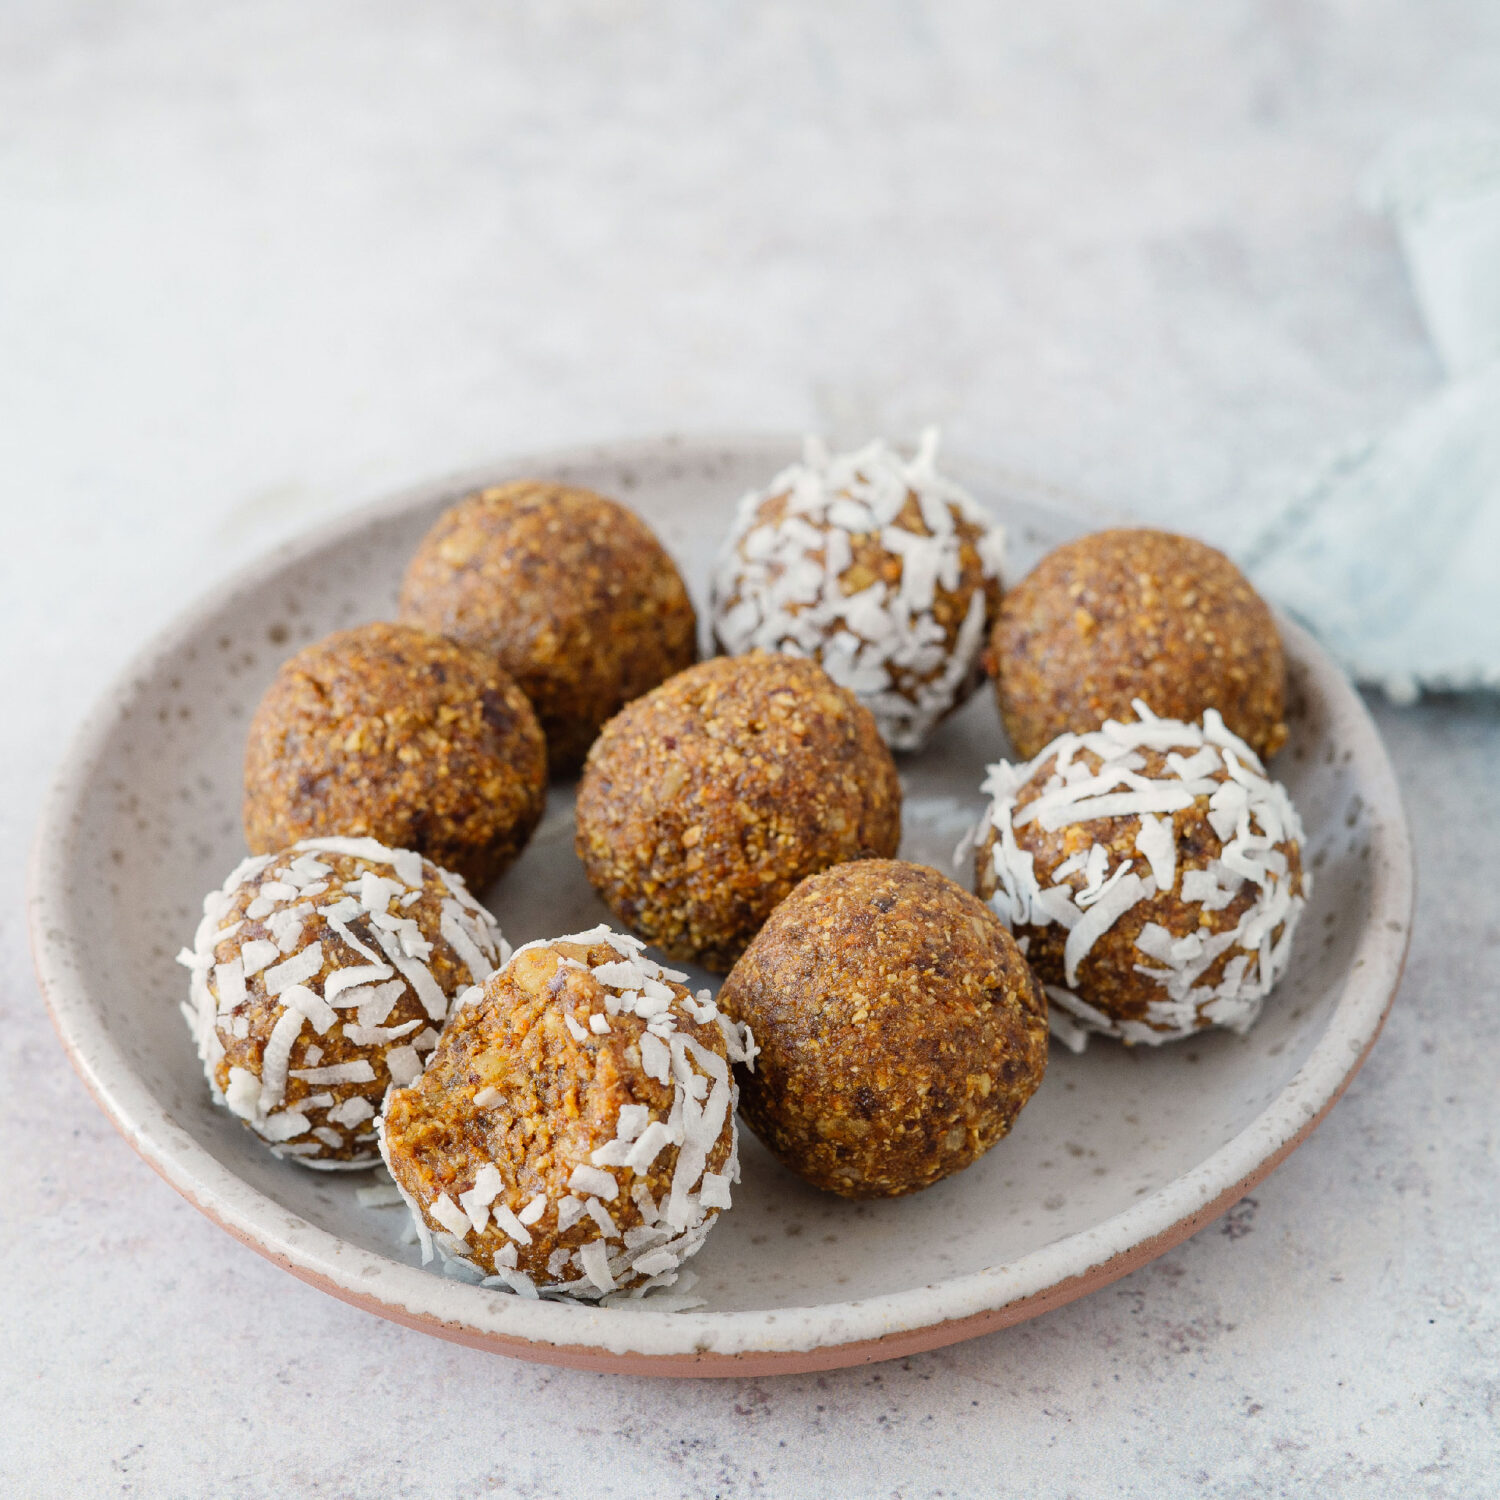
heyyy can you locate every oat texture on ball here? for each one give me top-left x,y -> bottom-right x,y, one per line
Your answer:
719,859 -> 1048,1199
378,925 -> 756,1302
575,652 -> 902,971
243,621 -> 546,890
400,481 -> 698,773
177,838 -> 507,1167
992,528 -> 1286,762
971,702 -> 1310,1050
711,430 -> 1005,751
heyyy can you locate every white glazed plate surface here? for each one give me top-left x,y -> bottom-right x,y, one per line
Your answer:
29,436 -> 1414,1376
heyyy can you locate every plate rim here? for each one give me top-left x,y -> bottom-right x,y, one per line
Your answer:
28,433 -> 1415,1376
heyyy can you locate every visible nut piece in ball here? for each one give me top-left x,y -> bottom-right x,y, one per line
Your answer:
177,838 -> 508,1167
719,859 -> 1048,1198
400,481 -> 698,773
991,528 -> 1286,761
243,621 -> 547,890
973,703 -> 1310,1048
574,652 -> 902,971
712,431 -> 1005,751
378,925 -> 756,1299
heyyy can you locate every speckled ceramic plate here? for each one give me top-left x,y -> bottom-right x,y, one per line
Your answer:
30,436 -> 1414,1377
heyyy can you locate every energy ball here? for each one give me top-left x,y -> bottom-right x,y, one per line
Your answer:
711,431 -> 1005,751
718,859 -> 1048,1198
574,652 -> 902,971
177,837 -> 507,1167
399,481 -> 698,774
972,703 -> 1310,1049
243,621 -> 546,890
991,528 -> 1286,761
379,925 -> 756,1300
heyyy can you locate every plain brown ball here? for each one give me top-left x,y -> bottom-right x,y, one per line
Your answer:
243,621 -> 546,890
991,528 -> 1286,761
574,652 -> 902,971
399,481 -> 698,774
718,859 -> 1048,1198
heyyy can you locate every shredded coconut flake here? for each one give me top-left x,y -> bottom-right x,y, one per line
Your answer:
439,898 -> 497,982
258,1008 -> 305,1112
638,1031 -> 671,1084
213,959 -> 247,1016
429,1193 -> 471,1240
239,939 -> 279,977
709,430 -> 1004,750
280,983 -> 337,1035
370,923 -> 448,1021
326,1096 -> 374,1128
223,1066 -> 259,1120
577,1240 -> 617,1294
568,1164 -> 618,1201
355,1181 -> 405,1208
289,1060 -> 376,1085
262,942 -> 324,996
699,1172 -> 733,1210
491,1202 -> 532,1244
384,1046 -> 423,1087
324,963 -> 395,1002
623,1120 -> 674,1174
341,1018 -> 422,1046
256,1110 -> 311,1143
969,704 -> 1309,1046
409,922 -> 750,1302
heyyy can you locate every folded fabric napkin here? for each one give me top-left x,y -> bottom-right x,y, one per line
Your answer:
1241,121 -> 1500,701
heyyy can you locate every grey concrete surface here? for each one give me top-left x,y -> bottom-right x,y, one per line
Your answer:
3,4 -> 1496,1495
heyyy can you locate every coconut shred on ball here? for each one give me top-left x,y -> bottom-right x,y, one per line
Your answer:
711,430 -> 1005,751
971,703 -> 1310,1049
177,838 -> 508,1166
378,925 -> 756,1300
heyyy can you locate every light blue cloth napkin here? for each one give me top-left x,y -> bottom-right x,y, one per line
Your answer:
1244,122 -> 1500,701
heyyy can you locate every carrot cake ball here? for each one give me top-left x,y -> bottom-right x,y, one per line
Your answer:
574,652 -> 902,971
243,621 -> 546,890
991,528 -> 1286,761
399,481 -> 698,774
971,702 -> 1310,1049
718,860 -> 1047,1198
379,925 -> 756,1299
177,838 -> 507,1167
711,431 -> 1005,751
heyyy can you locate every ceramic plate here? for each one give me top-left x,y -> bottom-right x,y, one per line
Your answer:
30,436 -> 1413,1377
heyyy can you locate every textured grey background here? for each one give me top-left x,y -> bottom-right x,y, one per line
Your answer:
3,3 -> 1497,1496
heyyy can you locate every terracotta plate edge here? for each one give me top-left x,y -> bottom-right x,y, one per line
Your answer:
36,914 -> 1405,1378
25,436 -> 1416,1377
